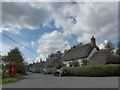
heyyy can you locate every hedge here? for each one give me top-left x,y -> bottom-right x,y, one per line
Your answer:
63,64 -> 120,77
48,67 -> 56,74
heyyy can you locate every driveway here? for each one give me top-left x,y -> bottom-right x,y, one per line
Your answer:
2,73 -> 119,88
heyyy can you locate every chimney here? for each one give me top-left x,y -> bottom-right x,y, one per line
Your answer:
91,36 -> 96,47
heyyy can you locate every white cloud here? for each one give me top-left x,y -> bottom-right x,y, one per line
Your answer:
1,27 -> 20,34
77,33 -> 92,43
98,40 -> 113,50
39,2 -> 117,44
32,2 -> 118,61
2,2 -> 52,30
24,58 -> 33,64
34,55 -> 42,63
99,43 -> 105,49
32,30 -> 69,61
0,28 -> 2,33
31,41 -> 38,48
3,2 -> 118,60
0,42 -> 11,56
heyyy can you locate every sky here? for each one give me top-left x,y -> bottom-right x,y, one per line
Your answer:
0,2 -> 118,64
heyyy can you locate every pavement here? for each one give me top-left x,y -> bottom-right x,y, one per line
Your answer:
2,73 -> 119,88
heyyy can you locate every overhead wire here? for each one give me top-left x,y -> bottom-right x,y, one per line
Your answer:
1,32 -> 37,53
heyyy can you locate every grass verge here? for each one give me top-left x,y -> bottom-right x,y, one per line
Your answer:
2,76 -> 25,84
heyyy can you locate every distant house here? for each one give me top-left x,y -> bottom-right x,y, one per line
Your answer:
61,36 -> 120,67
29,62 -> 44,72
88,49 -> 120,65
43,57 -> 62,67
61,36 -> 99,67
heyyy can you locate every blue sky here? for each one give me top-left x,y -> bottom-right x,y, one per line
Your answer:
1,2 -> 118,63
2,21 -> 61,61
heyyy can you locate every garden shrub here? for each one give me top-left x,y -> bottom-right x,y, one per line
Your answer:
17,64 -> 27,75
47,67 -> 56,74
2,71 -> 8,79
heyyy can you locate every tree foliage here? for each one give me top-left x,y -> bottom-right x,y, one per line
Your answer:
2,47 -> 27,75
47,51 -> 63,60
116,41 -> 120,55
2,48 -> 24,63
104,41 -> 114,52
81,59 -> 89,66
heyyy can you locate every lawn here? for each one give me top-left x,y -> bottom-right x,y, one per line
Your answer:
1,71 -> 25,84
2,76 -> 25,84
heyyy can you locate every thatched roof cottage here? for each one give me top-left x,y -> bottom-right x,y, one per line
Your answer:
61,36 -> 119,67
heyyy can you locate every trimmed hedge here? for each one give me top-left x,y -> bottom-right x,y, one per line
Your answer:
63,64 -> 120,77
48,67 -> 56,74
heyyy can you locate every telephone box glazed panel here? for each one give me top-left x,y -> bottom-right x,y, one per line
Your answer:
8,62 -> 16,78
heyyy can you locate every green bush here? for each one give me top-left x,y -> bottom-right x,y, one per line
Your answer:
63,64 -> 120,77
81,59 -> 89,66
2,71 -> 8,79
56,64 -> 65,69
17,64 -> 27,75
49,67 -> 56,73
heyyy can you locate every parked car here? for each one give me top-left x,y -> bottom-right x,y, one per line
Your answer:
54,68 -> 69,77
43,69 -> 51,74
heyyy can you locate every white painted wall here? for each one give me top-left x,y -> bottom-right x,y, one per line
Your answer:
63,61 -> 72,67
63,59 -> 84,67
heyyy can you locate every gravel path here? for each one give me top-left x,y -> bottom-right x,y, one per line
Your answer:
2,73 -> 119,88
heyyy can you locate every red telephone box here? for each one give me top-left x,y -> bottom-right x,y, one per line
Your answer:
8,62 -> 16,78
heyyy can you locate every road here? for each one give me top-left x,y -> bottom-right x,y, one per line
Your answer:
2,73 -> 119,88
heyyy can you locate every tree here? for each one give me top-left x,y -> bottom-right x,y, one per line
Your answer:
47,51 -> 63,60
2,47 -> 24,63
2,47 -> 27,75
116,41 -> 120,55
48,53 -> 55,59
104,41 -> 114,52
45,51 -> 63,67
81,59 -> 89,66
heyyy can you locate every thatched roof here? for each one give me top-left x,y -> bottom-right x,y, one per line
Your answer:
30,62 -> 43,68
88,49 -> 120,65
44,57 -> 62,67
61,43 -> 97,61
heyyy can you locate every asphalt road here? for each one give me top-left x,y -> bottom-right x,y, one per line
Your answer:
2,73 -> 119,88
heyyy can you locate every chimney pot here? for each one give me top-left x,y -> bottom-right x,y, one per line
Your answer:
91,36 -> 96,47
